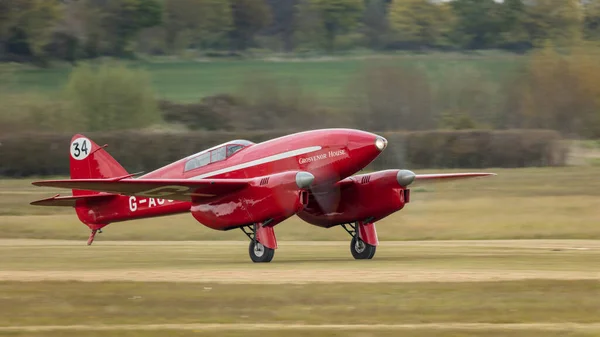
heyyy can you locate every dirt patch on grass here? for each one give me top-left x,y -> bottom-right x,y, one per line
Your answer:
1,323 -> 600,332
0,268 -> 597,284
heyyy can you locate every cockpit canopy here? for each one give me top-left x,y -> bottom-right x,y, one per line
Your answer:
184,140 -> 254,172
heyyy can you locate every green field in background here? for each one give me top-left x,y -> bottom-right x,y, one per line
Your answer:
4,54 -> 523,103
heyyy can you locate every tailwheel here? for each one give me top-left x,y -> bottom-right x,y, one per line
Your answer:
249,240 -> 275,263
342,223 -> 376,260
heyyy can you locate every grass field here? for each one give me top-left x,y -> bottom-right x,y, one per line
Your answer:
3,54 -> 523,103
0,240 -> 598,336
1,164 -> 599,336
1,166 -> 599,241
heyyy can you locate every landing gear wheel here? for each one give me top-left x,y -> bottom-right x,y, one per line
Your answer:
249,240 -> 275,263
350,236 -> 376,260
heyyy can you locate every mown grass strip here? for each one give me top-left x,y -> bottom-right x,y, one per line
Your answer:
0,280 -> 598,326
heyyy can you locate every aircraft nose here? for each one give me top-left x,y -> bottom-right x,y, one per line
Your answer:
346,130 -> 388,153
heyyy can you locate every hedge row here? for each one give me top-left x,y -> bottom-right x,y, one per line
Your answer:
0,129 -> 567,177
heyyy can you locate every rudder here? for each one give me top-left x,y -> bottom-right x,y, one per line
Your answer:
69,134 -> 128,196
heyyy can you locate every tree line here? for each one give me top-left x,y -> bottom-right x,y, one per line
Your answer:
1,0 -> 600,64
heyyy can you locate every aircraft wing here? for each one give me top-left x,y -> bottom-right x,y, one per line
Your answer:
336,170 -> 495,190
412,172 -> 496,184
32,178 -> 252,202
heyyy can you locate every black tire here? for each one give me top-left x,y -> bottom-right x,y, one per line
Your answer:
249,240 -> 275,263
350,236 -> 376,260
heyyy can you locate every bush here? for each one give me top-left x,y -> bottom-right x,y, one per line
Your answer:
395,129 -> 567,169
64,61 -> 161,131
0,129 -> 567,177
159,94 -> 240,131
347,64 -> 436,131
160,75 -> 342,132
0,93 -> 83,135
432,65 -> 500,129
234,73 -> 340,130
500,43 -> 600,138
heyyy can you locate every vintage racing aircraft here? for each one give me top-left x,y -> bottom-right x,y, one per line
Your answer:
31,129 -> 495,262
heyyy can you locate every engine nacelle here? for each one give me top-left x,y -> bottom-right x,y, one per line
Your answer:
297,170 -> 410,228
191,171 -> 312,230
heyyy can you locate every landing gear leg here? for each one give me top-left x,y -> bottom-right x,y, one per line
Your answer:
342,222 -> 377,260
87,230 -> 97,246
241,224 -> 276,263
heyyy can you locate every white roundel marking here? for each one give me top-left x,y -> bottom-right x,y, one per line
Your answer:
70,137 -> 92,160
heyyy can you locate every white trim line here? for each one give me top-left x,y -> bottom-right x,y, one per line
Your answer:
190,146 -> 322,180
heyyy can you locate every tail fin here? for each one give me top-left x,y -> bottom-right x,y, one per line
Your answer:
70,134 -> 128,196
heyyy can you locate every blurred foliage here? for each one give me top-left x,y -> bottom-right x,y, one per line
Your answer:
389,0 -> 455,49
431,65 -> 499,129
63,61 -> 160,131
347,64 -> 435,131
500,43 -> 600,138
584,0 -> 600,41
306,0 -> 364,51
163,0 -> 232,53
0,93 -> 81,135
1,0 -> 600,60
0,129 -> 566,177
229,0 -> 272,51
0,0 -> 62,64
159,75 -> 338,131
2,46 -> 600,138
159,94 -> 241,131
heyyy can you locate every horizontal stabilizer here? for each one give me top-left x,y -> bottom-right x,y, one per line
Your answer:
30,194 -> 116,207
32,178 -> 252,202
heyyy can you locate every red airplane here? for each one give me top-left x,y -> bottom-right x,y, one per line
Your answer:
31,129 -> 494,262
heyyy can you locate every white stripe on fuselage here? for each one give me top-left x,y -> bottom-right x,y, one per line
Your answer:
189,146 -> 322,180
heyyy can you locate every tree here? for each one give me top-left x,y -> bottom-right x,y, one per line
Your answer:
362,0 -> 390,49
229,0 -> 272,51
96,0 -> 163,56
584,0 -> 600,41
308,0 -> 364,51
450,0 -> 503,49
0,0 -> 63,63
497,0 -> 531,51
164,0 -> 232,52
264,0 -> 299,52
500,43 -> 600,137
523,0 -> 583,47
389,0 -> 454,49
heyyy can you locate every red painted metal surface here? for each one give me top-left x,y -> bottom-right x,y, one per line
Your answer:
358,222 -> 379,246
36,129 -> 385,232
256,224 -> 277,250
190,171 -> 308,230
297,170 -> 406,228
31,128 -> 496,253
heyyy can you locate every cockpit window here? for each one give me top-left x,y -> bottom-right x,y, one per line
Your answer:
227,145 -> 244,157
211,146 -> 227,162
183,140 -> 254,172
184,152 -> 210,172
